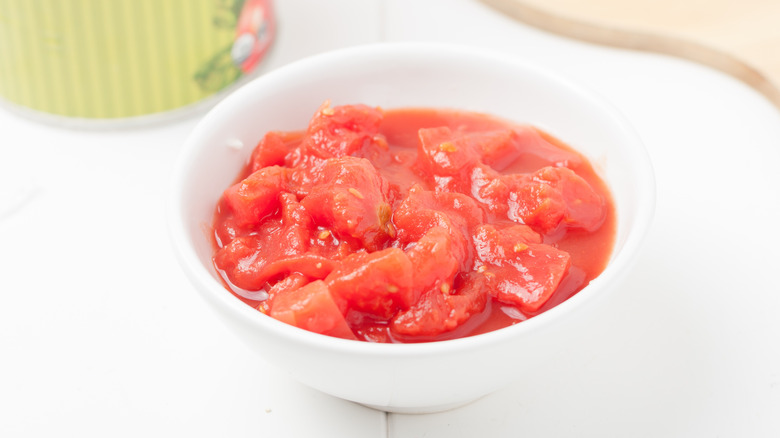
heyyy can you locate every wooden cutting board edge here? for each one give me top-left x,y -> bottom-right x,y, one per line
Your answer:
480,0 -> 780,110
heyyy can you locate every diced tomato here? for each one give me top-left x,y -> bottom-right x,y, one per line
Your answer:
506,166 -> 605,233
258,272 -> 308,313
214,234 -> 265,290
278,193 -> 311,252
525,128 -> 583,168
285,156 -> 326,197
472,223 -> 541,266
556,168 -> 607,231
268,273 -> 309,296
260,254 -> 336,283
469,163 -> 510,217
393,184 -> 484,238
300,157 -> 393,251
211,106 -> 615,343
478,126 -> 582,172
391,274 -> 487,337
270,280 -> 357,340
506,172 -> 568,234
390,288 -> 452,337
302,153 -> 386,190
214,230 -> 335,291
215,194 -> 335,291
393,184 -> 484,268
249,130 -> 305,173
325,248 -> 414,319
416,127 -> 481,176
308,228 -> 362,261
473,130 -> 520,171
472,165 -> 605,234
223,166 -> 286,227
212,198 -> 245,247
483,245 -> 570,312
415,127 -> 491,194
500,222 -> 543,245
405,227 -> 459,294
446,275 -> 489,326
473,224 -> 570,312
301,103 -> 383,158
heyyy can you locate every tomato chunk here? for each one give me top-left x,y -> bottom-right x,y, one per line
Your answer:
214,235 -> 264,290
215,232 -> 335,291
391,274 -> 487,337
469,163 -> 509,216
506,166 -> 606,233
393,184 -> 484,238
250,130 -> 305,173
301,103 -> 383,158
300,157 -> 393,251
473,224 -> 570,312
474,130 -> 521,171
325,248 -> 414,319
223,166 -> 286,227
506,172 -> 568,234
258,272 -> 308,314
473,165 -> 605,234
270,280 -> 357,340
214,194 -> 335,290
393,184 -> 484,268
417,127 -> 481,176
478,126 -> 582,171
406,227 -> 460,294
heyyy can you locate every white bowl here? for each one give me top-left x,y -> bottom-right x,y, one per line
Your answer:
168,42 -> 655,413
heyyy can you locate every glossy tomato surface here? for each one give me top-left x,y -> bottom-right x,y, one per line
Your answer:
212,103 -> 615,343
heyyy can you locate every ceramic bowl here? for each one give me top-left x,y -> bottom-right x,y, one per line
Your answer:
169,42 -> 655,413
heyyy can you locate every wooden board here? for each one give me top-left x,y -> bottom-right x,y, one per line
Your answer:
480,0 -> 780,109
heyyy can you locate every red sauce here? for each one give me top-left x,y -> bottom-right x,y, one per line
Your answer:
211,103 -> 615,343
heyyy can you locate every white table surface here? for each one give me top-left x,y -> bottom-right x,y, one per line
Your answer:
2,0 -> 779,436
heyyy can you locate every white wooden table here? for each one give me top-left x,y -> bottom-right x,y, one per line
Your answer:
2,1 -> 779,436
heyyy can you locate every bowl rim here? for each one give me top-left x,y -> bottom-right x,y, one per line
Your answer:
168,41 -> 656,357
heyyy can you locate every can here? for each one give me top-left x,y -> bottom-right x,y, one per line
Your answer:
0,0 -> 275,126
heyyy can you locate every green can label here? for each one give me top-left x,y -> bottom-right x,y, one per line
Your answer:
0,0 -> 275,120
